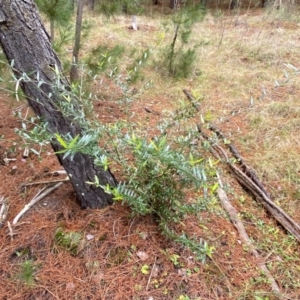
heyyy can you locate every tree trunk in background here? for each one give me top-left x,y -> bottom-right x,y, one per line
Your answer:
89,0 -> 95,10
170,0 -> 178,9
71,0 -> 75,11
229,0 -> 240,9
201,0 -> 207,7
70,0 -> 84,83
0,0 -> 117,209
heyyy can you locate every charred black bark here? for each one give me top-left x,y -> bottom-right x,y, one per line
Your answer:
0,0 -> 116,208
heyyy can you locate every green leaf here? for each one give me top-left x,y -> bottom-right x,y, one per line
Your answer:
68,134 -> 80,149
141,264 -> 149,275
55,133 -> 67,148
210,183 -> 219,193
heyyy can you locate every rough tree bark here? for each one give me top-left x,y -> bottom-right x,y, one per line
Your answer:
0,0 -> 117,208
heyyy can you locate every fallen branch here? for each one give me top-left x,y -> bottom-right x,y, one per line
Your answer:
228,162 -> 300,241
199,125 -> 300,242
7,221 -> 15,239
209,124 -> 271,198
216,174 -> 281,294
21,178 -> 69,188
182,89 -> 300,242
146,258 -> 157,291
0,196 -> 9,229
50,170 -> 67,176
144,107 -> 160,115
182,89 -> 201,111
13,182 -> 63,225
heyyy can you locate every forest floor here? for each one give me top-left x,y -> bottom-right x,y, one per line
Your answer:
0,5 -> 300,300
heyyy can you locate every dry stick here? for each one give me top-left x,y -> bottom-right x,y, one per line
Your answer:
7,221 -> 15,239
199,125 -> 300,242
212,141 -> 300,233
0,196 -> 9,229
183,89 -> 300,242
21,178 -> 70,188
195,130 -> 282,295
216,174 -> 281,294
39,286 -> 60,300
183,89 -> 200,111
13,182 -> 63,225
146,258 -> 157,291
207,126 -> 300,242
184,88 -> 267,194
50,170 -> 67,176
228,163 -> 300,242
209,124 -> 271,198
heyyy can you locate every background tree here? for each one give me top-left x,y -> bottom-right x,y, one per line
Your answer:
162,2 -> 206,78
0,0 -> 117,208
70,0 -> 84,82
94,0 -> 145,17
35,0 -> 73,43
86,0 -> 96,10
170,0 -> 179,9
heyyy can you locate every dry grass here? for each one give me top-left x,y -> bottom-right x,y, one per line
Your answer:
0,4 -> 300,300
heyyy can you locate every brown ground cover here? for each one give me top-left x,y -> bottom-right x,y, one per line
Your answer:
0,7 -> 300,300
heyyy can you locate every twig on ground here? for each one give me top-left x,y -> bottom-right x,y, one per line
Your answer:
39,286 -> 60,299
21,178 -> 69,188
209,124 -> 271,198
13,182 -> 63,225
50,170 -> 67,176
216,173 -> 281,294
144,107 -> 160,115
146,258 -> 157,291
7,221 -> 15,239
203,124 -> 300,242
228,162 -> 300,241
187,97 -> 300,242
12,103 -> 29,112
182,89 -> 201,111
0,196 -> 9,229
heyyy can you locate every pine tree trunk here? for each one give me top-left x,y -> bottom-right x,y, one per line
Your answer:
89,0 -> 95,10
229,0 -> 240,9
0,0 -> 116,209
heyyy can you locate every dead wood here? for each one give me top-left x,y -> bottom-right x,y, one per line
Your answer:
207,124 -> 300,240
198,124 -> 300,242
183,89 -> 201,111
21,178 -> 70,188
0,196 -> 9,229
13,182 -> 63,225
216,174 -> 281,294
183,89 -> 300,243
144,107 -> 160,115
209,124 -> 271,199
